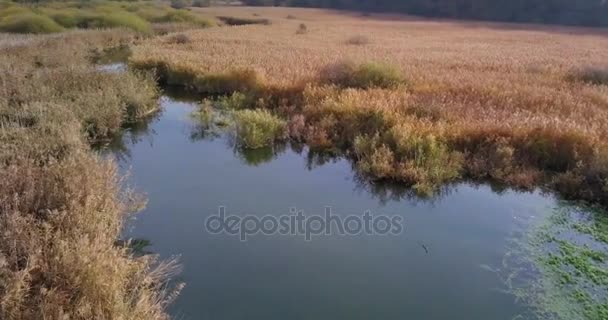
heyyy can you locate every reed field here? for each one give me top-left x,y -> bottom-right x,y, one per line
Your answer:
131,6 -> 608,198
0,29 -> 181,319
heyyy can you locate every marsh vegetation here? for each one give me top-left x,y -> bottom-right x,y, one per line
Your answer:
2,3 -> 608,320
0,26 -> 183,320
131,7 -> 608,203
0,1 -> 215,34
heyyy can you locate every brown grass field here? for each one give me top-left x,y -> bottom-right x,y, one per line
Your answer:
131,6 -> 608,198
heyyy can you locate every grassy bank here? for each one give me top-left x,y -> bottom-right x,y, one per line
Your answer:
130,7 -> 608,201
0,1 -> 215,34
0,30 -> 179,319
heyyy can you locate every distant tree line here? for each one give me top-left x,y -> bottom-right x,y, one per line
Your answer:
242,0 -> 608,27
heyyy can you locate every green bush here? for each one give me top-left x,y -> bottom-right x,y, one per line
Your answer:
157,10 -> 215,27
353,124 -> 463,195
233,109 -> 286,148
354,135 -> 395,179
133,5 -> 171,21
90,12 -> 152,33
0,5 -> 31,19
387,124 -> 463,193
218,92 -> 256,110
43,8 -> 93,28
50,11 -> 84,28
320,61 -> 405,89
0,13 -> 65,34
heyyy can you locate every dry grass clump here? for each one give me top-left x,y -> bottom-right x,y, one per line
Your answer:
0,29 -> 178,319
295,23 -> 308,34
168,33 -> 191,44
0,102 -> 84,164
319,61 -> 405,89
0,152 -> 180,320
346,35 -> 371,45
1,30 -> 159,142
131,7 -> 608,201
2,65 -> 158,141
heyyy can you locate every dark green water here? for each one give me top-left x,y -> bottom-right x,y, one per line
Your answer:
103,90 -> 568,320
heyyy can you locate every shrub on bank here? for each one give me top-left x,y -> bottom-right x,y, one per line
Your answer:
353,124 -> 463,195
155,10 -> 215,27
233,109 -> 286,148
218,92 -> 257,109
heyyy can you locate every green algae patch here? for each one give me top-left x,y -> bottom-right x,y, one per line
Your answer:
502,203 -> 608,320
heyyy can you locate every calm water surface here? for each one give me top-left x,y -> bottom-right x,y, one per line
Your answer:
108,92 -> 560,320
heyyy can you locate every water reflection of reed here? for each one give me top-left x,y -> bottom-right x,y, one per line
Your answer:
96,110 -> 162,162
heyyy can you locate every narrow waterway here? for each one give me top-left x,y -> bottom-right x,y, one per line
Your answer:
101,87 -> 571,320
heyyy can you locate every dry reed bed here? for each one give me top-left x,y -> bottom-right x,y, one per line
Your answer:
0,30 -> 178,319
1,29 -> 160,142
130,7 -> 608,200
